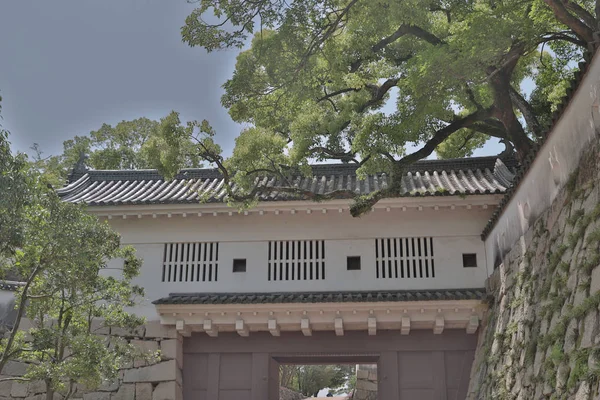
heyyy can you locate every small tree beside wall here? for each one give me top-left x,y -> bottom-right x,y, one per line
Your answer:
0,112 -> 155,399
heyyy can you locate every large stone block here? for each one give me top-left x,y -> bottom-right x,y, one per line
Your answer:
0,377 -> 13,394
123,360 -> 177,383
110,325 -> 145,338
145,321 -> 177,339
3,361 -> 28,376
356,379 -> 377,392
90,319 -> 110,335
11,381 -> 28,397
98,380 -> 119,392
591,265 -> 600,295
564,319 -> 578,353
152,381 -> 182,400
581,310 -> 598,348
356,369 -> 369,380
131,339 -> 159,353
131,339 -> 160,367
110,384 -> 135,400
24,394 -> 62,400
160,339 -> 182,368
574,381 -> 590,400
136,383 -> 153,400
83,393 -> 111,400
28,380 -> 45,395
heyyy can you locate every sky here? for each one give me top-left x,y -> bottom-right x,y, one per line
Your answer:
0,0 -> 244,157
0,0 -> 503,160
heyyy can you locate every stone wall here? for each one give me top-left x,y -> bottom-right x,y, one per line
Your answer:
468,141 -> 600,400
352,365 -> 377,400
0,321 -> 183,400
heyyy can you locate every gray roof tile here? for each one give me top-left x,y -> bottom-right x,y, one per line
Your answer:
0,281 -> 25,291
152,289 -> 486,305
58,156 -> 517,206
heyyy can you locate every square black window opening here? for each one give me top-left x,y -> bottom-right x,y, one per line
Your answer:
463,253 -> 477,268
347,256 -> 361,270
233,258 -> 247,273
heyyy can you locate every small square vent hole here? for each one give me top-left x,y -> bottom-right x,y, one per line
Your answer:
347,256 -> 361,271
462,254 -> 477,268
233,259 -> 247,273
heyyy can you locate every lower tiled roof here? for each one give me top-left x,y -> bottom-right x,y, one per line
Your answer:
58,156 -> 517,206
0,281 -> 25,291
152,289 -> 486,305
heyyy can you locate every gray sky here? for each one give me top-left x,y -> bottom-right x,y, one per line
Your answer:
0,0 -> 502,160
0,0 -> 243,157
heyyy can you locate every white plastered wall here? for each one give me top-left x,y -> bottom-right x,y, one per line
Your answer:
484,51 -> 600,274
102,203 -> 496,319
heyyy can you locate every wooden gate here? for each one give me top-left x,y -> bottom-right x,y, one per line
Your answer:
182,330 -> 475,399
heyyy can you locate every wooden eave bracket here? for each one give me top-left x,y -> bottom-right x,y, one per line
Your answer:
203,319 -> 218,337
301,318 -> 312,336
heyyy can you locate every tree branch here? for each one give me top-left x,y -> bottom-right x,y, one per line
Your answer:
0,264 -> 43,372
539,32 -> 586,47
317,87 -> 361,103
394,109 -> 493,167
308,146 -> 359,163
509,86 -> 543,138
350,24 -> 444,72
298,0 -> 360,71
465,84 -> 483,111
563,0 -> 597,29
470,120 -> 508,139
348,108 -> 493,216
544,0 -> 595,44
361,78 -> 399,110
486,43 -> 533,159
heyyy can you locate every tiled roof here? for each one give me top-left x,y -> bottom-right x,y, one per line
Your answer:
481,49 -> 597,239
0,281 -> 24,291
152,289 -> 486,305
58,156 -> 516,206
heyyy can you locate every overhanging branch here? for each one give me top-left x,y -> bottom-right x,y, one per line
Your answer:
350,24 -> 445,72
348,107 -> 493,216
509,86 -> 543,138
543,0 -> 595,44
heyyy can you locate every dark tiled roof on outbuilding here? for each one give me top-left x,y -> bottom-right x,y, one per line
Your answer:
57,156 -> 516,206
0,281 -> 25,291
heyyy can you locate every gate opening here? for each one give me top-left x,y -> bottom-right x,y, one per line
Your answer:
278,363 -> 377,399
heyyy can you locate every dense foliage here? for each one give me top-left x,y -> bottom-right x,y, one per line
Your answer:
0,96 -> 33,257
29,1 -> 600,217
149,0 -> 599,215
280,364 -> 355,396
0,99 -> 153,400
31,117 -> 201,187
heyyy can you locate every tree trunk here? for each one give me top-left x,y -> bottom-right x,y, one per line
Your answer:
489,70 -> 533,161
544,0 -> 595,44
45,380 -> 54,400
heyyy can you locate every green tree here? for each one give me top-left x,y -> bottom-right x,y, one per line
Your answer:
0,99 -> 154,398
31,117 -> 201,187
0,95 -> 36,258
280,364 -> 354,397
150,0 -> 598,215
296,365 -> 354,396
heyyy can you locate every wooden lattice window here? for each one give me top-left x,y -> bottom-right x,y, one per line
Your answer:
162,242 -> 219,282
268,240 -> 325,281
375,237 -> 435,279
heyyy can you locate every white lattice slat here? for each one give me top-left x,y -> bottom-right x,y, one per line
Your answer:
268,240 -> 325,281
375,237 -> 435,279
162,242 -> 219,282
